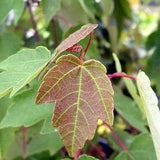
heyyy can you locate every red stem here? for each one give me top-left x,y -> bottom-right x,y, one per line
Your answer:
84,32 -> 93,56
51,18 -> 58,48
22,126 -> 26,158
26,0 -> 40,42
103,122 -> 128,151
74,149 -> 81,160
79,32 -> 93,61
87,140 -> 108,160
54,15 -> 73,27
107,72 -> 136,81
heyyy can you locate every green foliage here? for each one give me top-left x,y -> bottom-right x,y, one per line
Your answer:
114,92 -> 147,132
0,46 -> 51,98
113,0 -> 132,37
42,0 -> 61,24
0,0 -> 14,25
13,0 -> 24,24
0,81 -> 53,128
0,32 -> 21,62
0,0 -> 159,159
107,129 -> 134,152
115,134 -> 156,160
146,23 -> 160,92
0,128 -> 15,158
6,122 -> 63,159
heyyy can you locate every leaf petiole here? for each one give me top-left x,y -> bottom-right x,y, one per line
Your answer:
79,32 -> 93,61
107,72 -> 137,81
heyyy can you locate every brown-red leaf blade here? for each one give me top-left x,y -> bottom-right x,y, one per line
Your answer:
35,54 -> 114,157
51,23 -> 98,61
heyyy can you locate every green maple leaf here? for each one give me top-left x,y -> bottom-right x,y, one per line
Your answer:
36,54 -> 114,157
0,46 -> 51,98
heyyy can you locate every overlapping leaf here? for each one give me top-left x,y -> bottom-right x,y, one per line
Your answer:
52,24 -> 98,61
0,46 -> 51,98
0,81 -> 53,128
36,54 -> 114,157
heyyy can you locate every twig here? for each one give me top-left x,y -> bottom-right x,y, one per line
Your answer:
104,122 -> 135,160
107,72 -> 136,81
51,18 -> 58,48
26,0 -> 40,42
87,140 -> 108,160
103,122 -> 128,151
74,149 -> 81,160
54,15 -> 73,27
22,126 -> 26,159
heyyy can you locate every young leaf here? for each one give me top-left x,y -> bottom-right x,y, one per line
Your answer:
0,46 -> 51,98
52,24 -> 98,61
36,54 -> 114,157
137,71 -> 160,160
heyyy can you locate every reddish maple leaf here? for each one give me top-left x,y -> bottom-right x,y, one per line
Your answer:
36,54 -> 114,157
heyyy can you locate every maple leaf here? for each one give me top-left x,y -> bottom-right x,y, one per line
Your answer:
51,23 -> 98,61
36,54 -> 114,157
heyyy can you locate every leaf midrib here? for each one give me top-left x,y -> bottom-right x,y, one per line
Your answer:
71,67 -> 82,156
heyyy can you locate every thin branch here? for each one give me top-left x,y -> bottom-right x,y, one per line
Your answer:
51,18 -> 58,48
54,14 -> 73,27
22,126 -> 26,159
74,149 -> 81,160
26,0 -> 40,42
107,72 -> 136,81
87,140 -> 108,160
103,122 -> 128,151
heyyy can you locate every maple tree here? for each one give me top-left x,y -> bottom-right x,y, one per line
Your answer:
0,1 -> 159,160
